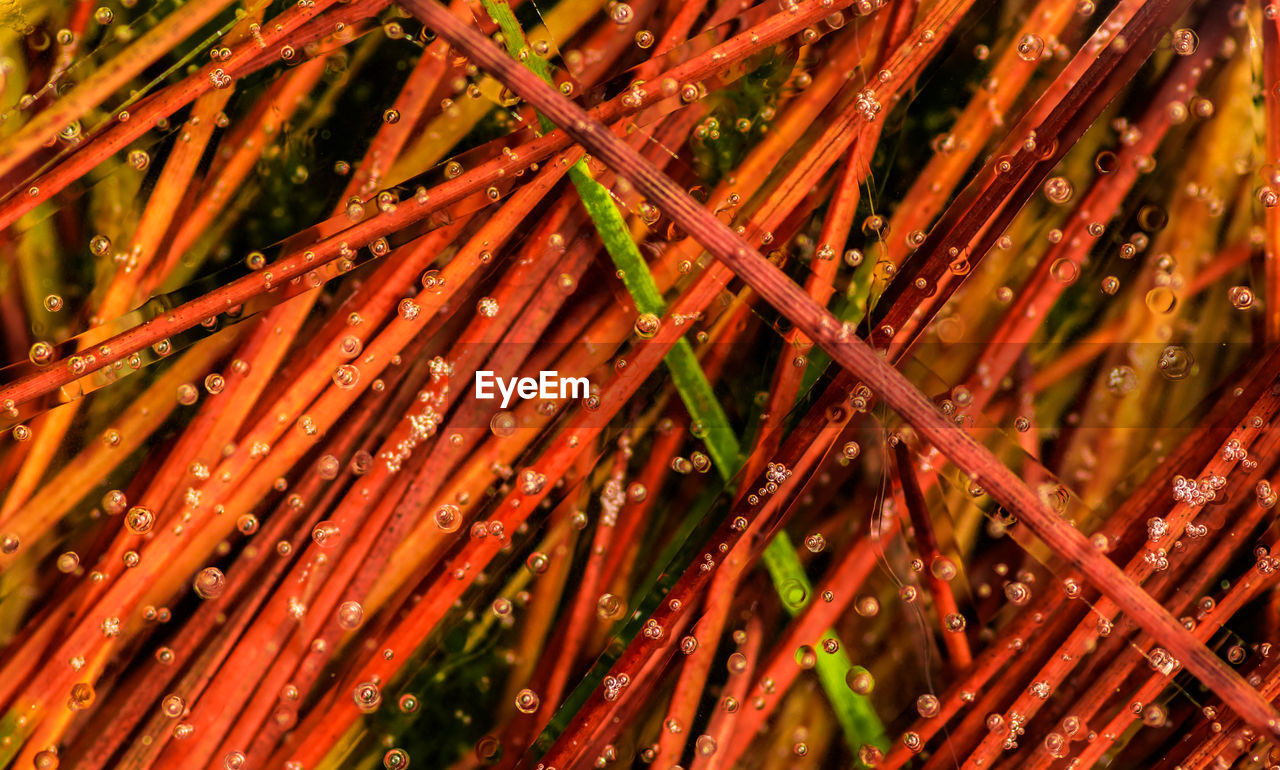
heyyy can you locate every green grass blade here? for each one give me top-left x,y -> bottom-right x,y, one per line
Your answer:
762,531 -> 888,757
479,0 -> 883,756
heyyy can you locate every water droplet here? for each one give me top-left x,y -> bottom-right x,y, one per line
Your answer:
597,593 -> 624,620
1016,33 -> 1045,61
435,504 -> 461,532
57,551 -> 80,573
692,734 -> 717,756
526,552 -> 549,574
1004,581 -> 1031,605
1050,258 -> 1078,283
29,341 -> 54,366
394,294 -> 419,317
161,693 -> 186,718
1171,28 -> 1198,55
126,506 -> 155,534
353,681 -> 382,712
917,694 -> 940,717
176,383 -> 200,406
846,666 -> 874,694
332,364 -> 360,389
1145,286 -> 1176,314
490,411 -> 517,437
89,234 -> 112,256
1043,176 -> 1074,204
514,688 -> 540,713
193,567 -> 226,599
312,522 -> 341,547
1107,365 -> 1138,396
634,312 -> 661,338
1157,345 -> 1194,380
1095,150 -> 1118,174
337,600 -> 364,629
